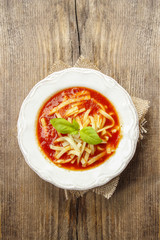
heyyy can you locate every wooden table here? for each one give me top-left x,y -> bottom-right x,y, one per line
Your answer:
1,1 -> 159,239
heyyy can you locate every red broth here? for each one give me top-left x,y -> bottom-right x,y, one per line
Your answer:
36,87 -> 121,170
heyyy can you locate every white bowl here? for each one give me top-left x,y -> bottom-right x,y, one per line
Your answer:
17,67 -> 139,190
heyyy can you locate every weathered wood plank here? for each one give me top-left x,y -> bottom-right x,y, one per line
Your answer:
0,0 -> 159,239
0,0 -> 79,239
76,1 -> 159,239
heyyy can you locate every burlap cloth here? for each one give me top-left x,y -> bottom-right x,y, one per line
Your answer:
49,56 -> 150,200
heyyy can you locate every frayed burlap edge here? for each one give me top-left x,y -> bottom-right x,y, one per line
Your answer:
49,56 -> 150,200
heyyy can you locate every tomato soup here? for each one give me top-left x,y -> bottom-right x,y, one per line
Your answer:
36,87 -> 121,170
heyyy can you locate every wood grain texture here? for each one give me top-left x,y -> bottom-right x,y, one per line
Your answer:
0,0 -> 159,239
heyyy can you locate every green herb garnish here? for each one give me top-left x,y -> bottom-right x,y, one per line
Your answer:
80,127 -> 102,145
50,118 -> 102,145
50,118 -> 79,135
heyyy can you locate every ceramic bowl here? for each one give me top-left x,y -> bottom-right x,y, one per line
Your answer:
17,67 -> 139,190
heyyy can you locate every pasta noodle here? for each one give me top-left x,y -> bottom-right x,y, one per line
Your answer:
89,116 -> 96,129
73,108 -> 86,117
48,95 -> 90,115
41,118 -> 46,127
55,112 -> 62,118
55,146 -> 71,159
87,152 -> 106,165
83,109 -> 91,122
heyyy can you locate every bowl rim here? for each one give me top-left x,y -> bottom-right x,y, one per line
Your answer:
17,67 -> 139,190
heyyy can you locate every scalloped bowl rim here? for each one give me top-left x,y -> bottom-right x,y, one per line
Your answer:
17,67 -> 139,190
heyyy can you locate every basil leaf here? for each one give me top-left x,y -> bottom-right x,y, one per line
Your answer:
50,118 -> 79,135
80,127 -> 102,145
72,119 -> 79,130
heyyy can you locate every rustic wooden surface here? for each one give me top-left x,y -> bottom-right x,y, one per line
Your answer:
0,0 -> 159,239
